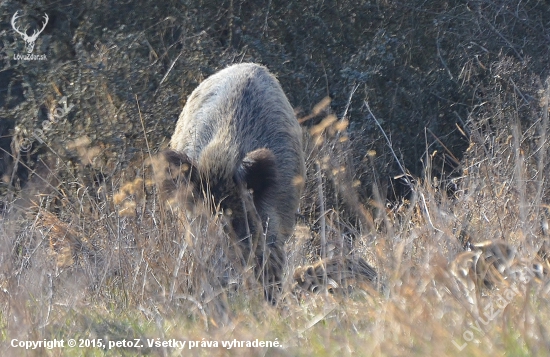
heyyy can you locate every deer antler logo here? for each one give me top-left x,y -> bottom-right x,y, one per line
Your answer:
11,11 -> 49,54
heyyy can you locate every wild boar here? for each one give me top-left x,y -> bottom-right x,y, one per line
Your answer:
163,63 -> 305,302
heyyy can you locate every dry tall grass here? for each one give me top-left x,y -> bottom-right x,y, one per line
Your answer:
2,81 -> 550,356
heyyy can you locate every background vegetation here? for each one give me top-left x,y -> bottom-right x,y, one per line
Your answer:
1,0 -> 550,355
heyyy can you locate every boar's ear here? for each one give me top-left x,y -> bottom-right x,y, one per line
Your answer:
160,149 -> 200,191
240,148 -> 277,199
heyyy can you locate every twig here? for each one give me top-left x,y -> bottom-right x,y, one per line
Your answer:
155,51 -> 183,96
169,232 -> 189,301
419,192 -> 443,233
341,83 -> 359,120
426,127 -> 460,167
436,30 -> 453,80
478,9 -> 523,62
364,101 -> 411,187
508,77 -> 529,105
136,95 -> 155,166
316,161 -> 327,261
535,79 -> 549,206
262,0 -> 272,37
